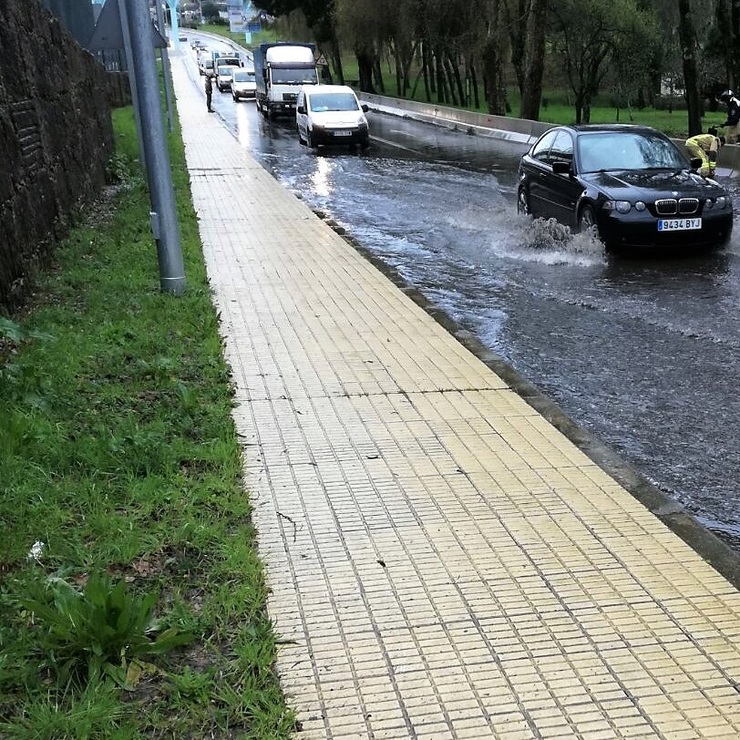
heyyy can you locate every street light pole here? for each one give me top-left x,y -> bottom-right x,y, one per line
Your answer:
121,0 -> 186,295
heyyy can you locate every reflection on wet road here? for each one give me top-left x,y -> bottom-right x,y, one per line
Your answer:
182,44 -> 740,551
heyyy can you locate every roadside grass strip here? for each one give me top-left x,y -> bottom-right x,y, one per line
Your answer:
0,107 -> 295,738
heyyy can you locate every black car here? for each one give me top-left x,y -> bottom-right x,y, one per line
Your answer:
517,124 -> 733,251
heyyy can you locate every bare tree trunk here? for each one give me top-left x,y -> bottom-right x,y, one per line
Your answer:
520,0 -> 549,120
448,54 -> 465,106
422,39 -> 433,100
482,36 -> 507,114
356,49 -> 376,94
373,57 -> 384,94
435,50 -> 448,104
732,0 -> 740,89
470,62 -> 480,109
678,0 -> 702,136
502,0 -> 527,94
394,43 -> 403,96
329,37 -> 345,85
715,0 -> 732,88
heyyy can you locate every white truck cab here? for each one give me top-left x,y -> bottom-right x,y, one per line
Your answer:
254,43 -> 318,119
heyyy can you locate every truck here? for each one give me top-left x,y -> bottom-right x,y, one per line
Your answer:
209,50 -> 242,77
253,42 -> 318,119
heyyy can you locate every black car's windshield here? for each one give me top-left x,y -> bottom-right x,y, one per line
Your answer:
578,132 -> 686,173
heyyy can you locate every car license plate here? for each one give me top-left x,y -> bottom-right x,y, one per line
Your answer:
657,218 -> 702,231
333,130 -> 352,137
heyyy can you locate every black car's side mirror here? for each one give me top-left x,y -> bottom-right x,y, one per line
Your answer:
297,105 -> 306,115
361,104 -> 369,113
552,160 -> 572,175
689,157 -> 703,171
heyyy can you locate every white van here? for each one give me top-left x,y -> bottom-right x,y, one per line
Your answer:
295,85 -> 370,149
231,68 -> 257,101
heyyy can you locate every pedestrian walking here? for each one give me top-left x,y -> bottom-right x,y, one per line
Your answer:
717,89 -> 740,143
685,130 -> 724,178
205,75 -> 213,112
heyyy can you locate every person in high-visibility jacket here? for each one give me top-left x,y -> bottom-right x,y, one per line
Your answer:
685,132 -> 724,177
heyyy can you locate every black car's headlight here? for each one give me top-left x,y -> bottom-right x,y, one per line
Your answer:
603,200 -> 647,214
705,196 -> 730,210
604,200 -> 632,213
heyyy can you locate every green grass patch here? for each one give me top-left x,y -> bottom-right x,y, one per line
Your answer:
0,104 -> 295,737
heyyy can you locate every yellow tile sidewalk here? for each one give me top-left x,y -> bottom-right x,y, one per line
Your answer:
169,54 -> 740,739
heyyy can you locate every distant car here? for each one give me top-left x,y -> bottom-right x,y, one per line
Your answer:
295,84 -> 370,149
178,33 -> 187,42
215,64 -> 239,92
198,56 -> 213,77
517,124 -> 733,251
190,39 -> 200,49
231,68 -> 257,101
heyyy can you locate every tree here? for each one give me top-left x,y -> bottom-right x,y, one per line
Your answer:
480,0 -> 507,115
201,1 -> 220,22
678,0 -> 702,135
550,0 -> 655,125
520,0 -> 549,121
604,3 -> 660,120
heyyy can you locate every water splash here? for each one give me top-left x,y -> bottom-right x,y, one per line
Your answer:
495,215 -> 607,266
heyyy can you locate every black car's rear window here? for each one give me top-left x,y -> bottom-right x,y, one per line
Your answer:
578,132 -> 685,173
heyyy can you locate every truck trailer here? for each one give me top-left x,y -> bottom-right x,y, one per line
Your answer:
253,42 -> 318,118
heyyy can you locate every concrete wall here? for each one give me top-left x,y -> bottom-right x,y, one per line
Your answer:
0,0 -> 114,311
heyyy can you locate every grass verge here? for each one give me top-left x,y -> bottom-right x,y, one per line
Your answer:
0,105 -> 295,738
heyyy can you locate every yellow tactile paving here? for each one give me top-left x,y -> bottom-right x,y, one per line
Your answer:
169,52 -> 740,738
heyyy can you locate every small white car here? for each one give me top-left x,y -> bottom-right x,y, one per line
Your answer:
296,84 -> 370,149
231,68 -> 257,101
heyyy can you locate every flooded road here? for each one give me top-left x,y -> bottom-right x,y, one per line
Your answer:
186,47 -> 740,551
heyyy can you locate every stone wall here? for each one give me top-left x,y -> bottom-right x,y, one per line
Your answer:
0,0 -> 114,311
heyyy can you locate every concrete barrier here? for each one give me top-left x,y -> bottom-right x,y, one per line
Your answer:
360,92 -> 740,176
360,93 -> 551,146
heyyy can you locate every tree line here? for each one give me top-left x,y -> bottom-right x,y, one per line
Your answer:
250,0 -> 740,135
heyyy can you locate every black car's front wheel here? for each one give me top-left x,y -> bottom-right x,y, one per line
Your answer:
517,186 -> 531,216
577,204 -> 597,234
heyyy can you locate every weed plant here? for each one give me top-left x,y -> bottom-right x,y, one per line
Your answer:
0,105 -> 294,737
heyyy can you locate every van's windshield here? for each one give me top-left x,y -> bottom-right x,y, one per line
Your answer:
309,93 -> 359,112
